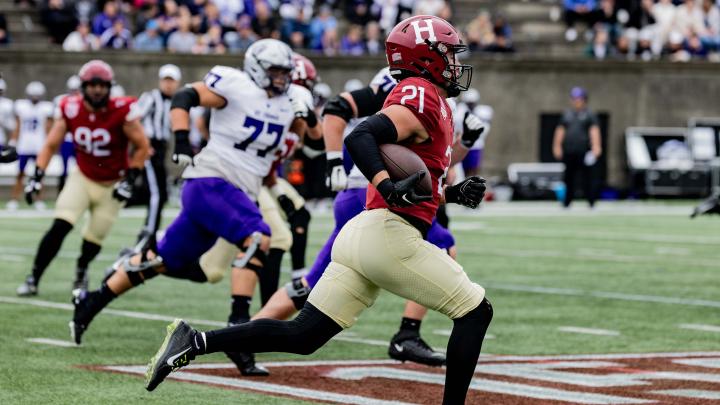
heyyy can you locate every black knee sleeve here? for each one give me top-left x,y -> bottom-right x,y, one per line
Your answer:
289,206 -> 310,230
285,279 -> 311,310
259,248 -> 284,306
164,260 -> 208,283
289,207 -> 310,270
322,94 -> 354,122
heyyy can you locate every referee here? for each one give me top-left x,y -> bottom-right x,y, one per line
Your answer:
129,64 -> 181,247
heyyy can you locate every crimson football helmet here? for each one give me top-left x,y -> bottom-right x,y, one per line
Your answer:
291,53 -> 318,91
385,15 -> 472,97
78,60 -> 114,108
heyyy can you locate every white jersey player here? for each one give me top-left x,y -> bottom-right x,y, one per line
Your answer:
0,78 -> 16,149
8,82 -> 53,209
70,39 -> 314,377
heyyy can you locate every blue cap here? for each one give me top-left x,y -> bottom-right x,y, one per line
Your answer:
570,86 -> 587,99
146,19 -> 159,31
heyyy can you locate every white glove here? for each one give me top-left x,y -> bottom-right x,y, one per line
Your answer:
584,151 -> 597,166
172,153 -> 194,169
326,151 -> 348,191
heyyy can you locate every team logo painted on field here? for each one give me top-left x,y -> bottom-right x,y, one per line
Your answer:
96,352 -> 720,404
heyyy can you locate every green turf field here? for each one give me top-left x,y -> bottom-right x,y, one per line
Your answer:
1,202 -> 718,404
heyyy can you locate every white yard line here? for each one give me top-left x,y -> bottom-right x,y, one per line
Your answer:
107,365 -> 417,405
26,337 -> 78,347
678,323 -> 720,333
485,282 -> 720,308
558,327 -> 620,337
651,389 -> 720,400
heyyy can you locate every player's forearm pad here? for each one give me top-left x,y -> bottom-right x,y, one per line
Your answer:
170,86 -> 200,111
344,113 -> 398,182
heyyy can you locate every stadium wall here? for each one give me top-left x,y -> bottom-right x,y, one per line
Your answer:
2,50 -> 718,188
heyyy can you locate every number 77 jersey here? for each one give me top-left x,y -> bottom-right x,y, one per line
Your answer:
183,65 -> 296,199
58,94 -> 138,182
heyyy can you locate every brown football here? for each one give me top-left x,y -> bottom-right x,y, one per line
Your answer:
379,143 -> 433,196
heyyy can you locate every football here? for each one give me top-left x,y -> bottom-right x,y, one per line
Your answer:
379,143 -> 434,196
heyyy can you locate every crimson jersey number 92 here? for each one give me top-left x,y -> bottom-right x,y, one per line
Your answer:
74,127 -> 111,157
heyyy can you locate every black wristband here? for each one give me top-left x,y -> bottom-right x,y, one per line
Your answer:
376,178 -> 394,199
174,129 -> 190,144
305,109 -> 318,128
34,167 -> 45,180
126,168 -> 141,182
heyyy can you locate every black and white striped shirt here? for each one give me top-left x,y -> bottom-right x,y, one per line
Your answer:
137,89 -> 172,141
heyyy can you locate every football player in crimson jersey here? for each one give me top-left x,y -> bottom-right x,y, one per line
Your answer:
16,60 -> 150,296
146,16 -> 491,404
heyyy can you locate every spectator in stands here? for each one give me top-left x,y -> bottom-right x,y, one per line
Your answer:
194,23 -> 226,53
675,0 -> 705,37
465,11 -> 495,51
92,1 -> 125,36
198,2 -> 221,34
340,24 -> 365,55
345,0 -> 374,26
685,31 -> 709,57
699,0 -> 720,50
133,19 -> 164,51
564,0 -> 601,42
488,13 -> 514,52
214,0 -> 243,30
652,0 -> 676,47
666,30 -> 691,61
134,1 -> 159,35
626,0 -> 656,30
62,20 -> 99,51
309,5 -> 337,50
41,0 -> 78,44
365,21 -> 383,55
224,14 -> 257,52
100,19 -> 132,49
320,27 -> 339,55
158,0 -> 181,41
167,12 -> 197,52
0,13 -> 9,45
281,3 -> 311,49
253,1 -> 279,39
588,25 -> 611,58
552,87 -> 602,208
414,0 -> 448,18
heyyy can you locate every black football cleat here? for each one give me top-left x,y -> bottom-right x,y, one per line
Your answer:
145,319 -> 198,391
225,320 -> 269,377
16,275 -> 38,297
70,289 -> 90,345
72,268 -> 89,291
691,194 -> 720,218
388,332 -> 446,367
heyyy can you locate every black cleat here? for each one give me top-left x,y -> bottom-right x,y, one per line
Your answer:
70,289 -> 89,345
16,275 -> 38,297
145,319 -> 198,391
388,332 -> 446,367
691,194 -> 720,218
225,320 -> 269,376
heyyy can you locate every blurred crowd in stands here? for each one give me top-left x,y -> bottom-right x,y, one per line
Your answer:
565,0 -> 720,61
2,0 -> 515,54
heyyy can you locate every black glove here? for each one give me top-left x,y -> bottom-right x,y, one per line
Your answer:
461,111 -> 486,149
445,176 -> 486,209
0,146 -> 18,163
376,171 -> 433,208
277,194 -> 297,219
113,168 -> 140,202
24,167 -> 44,205
172,129 -> 194,168
291,97 -> 318,127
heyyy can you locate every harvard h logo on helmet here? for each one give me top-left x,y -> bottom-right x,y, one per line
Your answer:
385,15 -> 473,97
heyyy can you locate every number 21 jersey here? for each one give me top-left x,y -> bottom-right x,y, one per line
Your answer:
58,94 -> 138,182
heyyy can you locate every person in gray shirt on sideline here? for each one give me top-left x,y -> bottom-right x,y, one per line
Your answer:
553,86 -> 602,208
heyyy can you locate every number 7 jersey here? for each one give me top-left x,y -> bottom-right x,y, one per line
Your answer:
183,65 -> 296,199
58,94 -> 139,182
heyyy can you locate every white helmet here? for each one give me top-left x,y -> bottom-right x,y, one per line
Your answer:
110,84 -> 126,98
66,75 -> 82,92
26,81 -> 46,98
461,88 -> 480,104
313,82 -> 332,99
0,78 -> 6,93
344,79 -> 363,93
243,39 -> 294,95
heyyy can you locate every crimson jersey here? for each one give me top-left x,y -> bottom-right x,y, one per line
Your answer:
366,76 -> 454,225
58,95 -> 138,182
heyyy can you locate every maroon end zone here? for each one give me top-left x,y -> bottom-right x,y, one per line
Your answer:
97,352 -> 720,404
